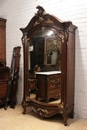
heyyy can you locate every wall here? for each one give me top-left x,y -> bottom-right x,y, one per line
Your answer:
0,0 -> 87,118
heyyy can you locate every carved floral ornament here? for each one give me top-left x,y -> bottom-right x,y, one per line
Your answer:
58,101 -> 64,108
34,6 -> 54,26
34,18 -> 53,26
35,102 -> 64,118
37,108 -> 49,117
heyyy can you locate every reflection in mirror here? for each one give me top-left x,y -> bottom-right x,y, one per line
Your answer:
44,36 -> 61,70
28,28 -> 62,104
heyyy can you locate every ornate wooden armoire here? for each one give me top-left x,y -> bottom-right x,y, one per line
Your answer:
20,6 -> 77,126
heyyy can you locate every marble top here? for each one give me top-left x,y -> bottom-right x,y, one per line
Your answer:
35,71 -> 61,75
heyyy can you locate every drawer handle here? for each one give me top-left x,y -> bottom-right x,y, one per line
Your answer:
50,79 -> 60,83
50,80 -> 56,83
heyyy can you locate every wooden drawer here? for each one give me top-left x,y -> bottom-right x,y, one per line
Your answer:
47,74 -> 61,90
48,82 -> 61,89
47,74 -> 61,79
47,74 -> 61,99
48,88 -> 61,98
47,74 -> 61,84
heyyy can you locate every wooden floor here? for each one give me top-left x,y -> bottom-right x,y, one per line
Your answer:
0,104 -> 87,130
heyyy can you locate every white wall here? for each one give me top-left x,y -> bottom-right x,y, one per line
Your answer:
0,0 -> 87,119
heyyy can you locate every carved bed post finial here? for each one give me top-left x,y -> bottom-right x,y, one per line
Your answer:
36,5 -> 45,17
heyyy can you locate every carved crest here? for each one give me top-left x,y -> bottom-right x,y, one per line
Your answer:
35,6 -> 46,17
34,6 -> 53,26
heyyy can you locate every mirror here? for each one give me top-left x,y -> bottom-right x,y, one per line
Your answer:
28,28 -> 62,104
20,6 -> 77,125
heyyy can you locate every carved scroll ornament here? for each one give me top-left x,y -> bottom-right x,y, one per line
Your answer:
37,108 -> 49,118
